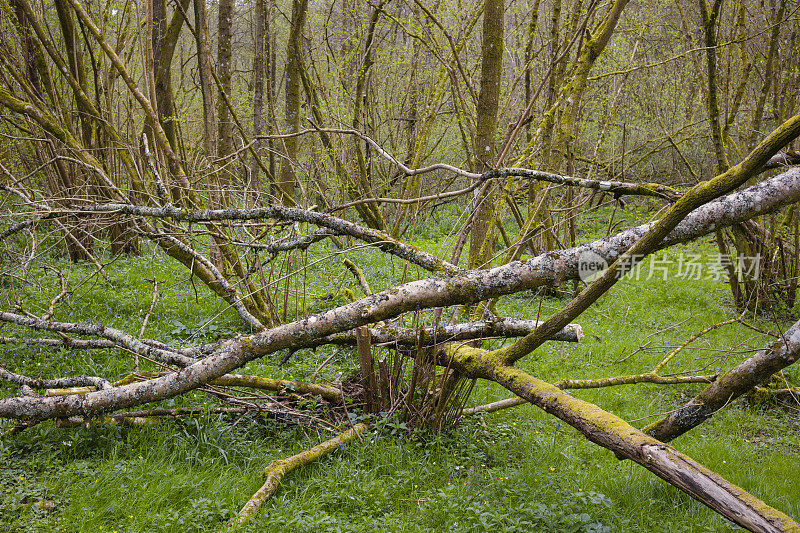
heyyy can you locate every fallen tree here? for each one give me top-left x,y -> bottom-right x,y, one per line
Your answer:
438,343 -> 798,532
3,104 -> 800,527
2,164 -> 800,528
2,0 -> 799,528
2,165 -> 799,420
645,316 -> 800,442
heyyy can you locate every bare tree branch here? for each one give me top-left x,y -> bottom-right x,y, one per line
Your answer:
2,166 -> 799,421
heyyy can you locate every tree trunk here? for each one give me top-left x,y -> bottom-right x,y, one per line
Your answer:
277,0 -> 309,205
217,0 -> 234,197
748,0 -> 789,150
193,0 -> 216,157
348,0 -> 388,230
1,160 -> 799,420
468,0 -> 504,271
250,0 -> 269,206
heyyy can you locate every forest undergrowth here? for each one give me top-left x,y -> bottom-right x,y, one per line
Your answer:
2,203 -> 799,532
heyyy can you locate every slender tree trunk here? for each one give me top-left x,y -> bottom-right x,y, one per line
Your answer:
348,0 -> 388,230
11,0 -> 94,262
193,0 -> 216,157
531,0 -> 562,252
217,0 -> 234,197
153,0 -> 191,153
468,0 -> 504,271
54,0 -> 93,147
699,0 -> 729,174
250,0 -> 269,206
277,0 -> 309,205
748,0 -> 788,150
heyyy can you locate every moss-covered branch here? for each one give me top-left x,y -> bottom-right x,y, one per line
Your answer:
3,168 -> 800,422
491,110 -> 800,366
440,343 -> 799,531
227,423 -> 368,528
116,372 -> 344,404
459,373 -> 717,416
645,317 -> 800,442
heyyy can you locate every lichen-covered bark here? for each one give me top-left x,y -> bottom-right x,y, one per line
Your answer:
489,110 -> 800,365
460,372 -> 718,415
446,352 -> 799,532
71,202 -> 465,276
469,0 -> 503,270
0,312 -> 580,366
116,372 -> 343,403
0,311 -> 195,367
276,0 -> 309,204
0,366 -> 111,391
316,317 -> 583,347
646,317 -> 800,442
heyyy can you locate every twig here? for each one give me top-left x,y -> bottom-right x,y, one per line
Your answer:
137,278 -> 161,371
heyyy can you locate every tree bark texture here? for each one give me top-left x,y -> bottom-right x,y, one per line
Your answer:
469,0 -> 504,270
277,0 -> 309,204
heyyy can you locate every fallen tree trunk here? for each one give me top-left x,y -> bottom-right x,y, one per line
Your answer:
645,317 -> 800,442
318,316 -> 583,346
2,167 -> 800,421
459,370 -> 718,415
494,367 -> 799,532
0,312 -> 580,360
440,344 -> 800,532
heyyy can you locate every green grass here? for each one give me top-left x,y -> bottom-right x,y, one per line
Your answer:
2,211 -> 799,532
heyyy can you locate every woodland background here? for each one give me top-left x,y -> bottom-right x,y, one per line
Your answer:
1,0 -> 800,530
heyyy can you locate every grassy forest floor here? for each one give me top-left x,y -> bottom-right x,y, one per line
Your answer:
2,202 -> 799,532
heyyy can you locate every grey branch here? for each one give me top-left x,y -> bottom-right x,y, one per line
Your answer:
645,316 -> 800,442
0,366 -> 111,391
0,167 -> 799,421
317,317 -> 583,347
